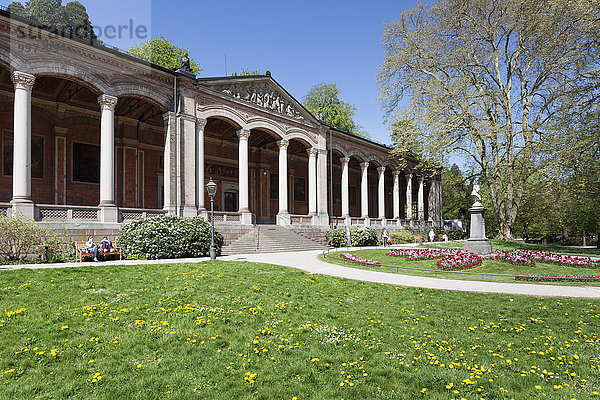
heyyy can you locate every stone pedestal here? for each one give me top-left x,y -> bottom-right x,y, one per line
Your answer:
463,202 -> 493,255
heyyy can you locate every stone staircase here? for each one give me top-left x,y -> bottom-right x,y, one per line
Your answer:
221,225 -> 328,255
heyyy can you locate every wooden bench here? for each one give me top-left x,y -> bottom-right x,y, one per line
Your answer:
414,235 -> 422,243
75,241 -> 122,262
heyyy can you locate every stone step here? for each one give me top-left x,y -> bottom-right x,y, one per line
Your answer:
221,225 -> 327,255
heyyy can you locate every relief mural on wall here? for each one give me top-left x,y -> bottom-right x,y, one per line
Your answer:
215,83 -> 306,122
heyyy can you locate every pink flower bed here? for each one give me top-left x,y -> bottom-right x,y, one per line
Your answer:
495,250 -> 536,266
495,250 -> 600,269
340,253 -> 381,265
387,248 -> 482,270
515,275 -> 600,282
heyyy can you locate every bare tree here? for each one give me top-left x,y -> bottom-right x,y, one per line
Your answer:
379,0 -> 599,239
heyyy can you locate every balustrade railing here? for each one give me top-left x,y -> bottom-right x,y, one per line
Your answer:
119,208 -> 166,221
290,215 -> 313,225
0,203 -> 10,217
210,211 -> 241,223
37,204 -> 100,221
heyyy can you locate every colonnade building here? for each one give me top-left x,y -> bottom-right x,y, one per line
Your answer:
0,11 -> 442,235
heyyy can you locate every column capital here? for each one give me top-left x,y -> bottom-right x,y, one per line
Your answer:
405,172 -> 413,179
417,175 -> 424,183
98,94 -> 118,110
196,118 -> 207,129
377,166 -> 386,174
392,170 -> 401,177
339,157 -> 350,165
163,111 -> 176,122
307,147 -> 319,157
237,129 -> 251,140
317,148 -> 328,156
360,161 -> 369,170
12,71 -> 35,91
277,139 -> 289,149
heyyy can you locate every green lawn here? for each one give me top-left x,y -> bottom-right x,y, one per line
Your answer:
321,248 -> 600,286
1,262 -> 599,399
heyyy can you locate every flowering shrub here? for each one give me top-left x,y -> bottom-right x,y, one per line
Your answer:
387,248 -> 482,270
327,229 -> 347,248
118,215 -> 223,259
495,250 -> 600,269
0,213 -> 71,262
494,250 -> 536,266
326,227 -> 380,248
350,227 -> 380,247
515,275 -> 600,282
340,253 -> 381,265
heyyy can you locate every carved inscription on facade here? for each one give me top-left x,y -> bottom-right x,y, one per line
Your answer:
205,163 -> 238,179
217,83 -> 305,121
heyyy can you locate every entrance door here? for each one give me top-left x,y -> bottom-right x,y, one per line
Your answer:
224,191 -> 238,212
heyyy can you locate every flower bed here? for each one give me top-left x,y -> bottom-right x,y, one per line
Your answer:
495,250 -> 600,269
340,253 -> 381,265
515,275 -> 600,282
494,250 -> 536,266
386,248 -> 462,260
387,248 -> 482,270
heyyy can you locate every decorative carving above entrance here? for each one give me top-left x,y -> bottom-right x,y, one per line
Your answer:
214,82 -> 306,122
206,163 -> 238,179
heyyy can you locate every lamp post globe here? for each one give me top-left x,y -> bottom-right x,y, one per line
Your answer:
206,178 -> 217,259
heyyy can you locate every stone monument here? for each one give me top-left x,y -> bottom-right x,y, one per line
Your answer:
463,184 -> 493,255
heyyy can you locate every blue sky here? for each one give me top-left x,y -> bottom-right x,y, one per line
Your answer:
2,0 -> 419,145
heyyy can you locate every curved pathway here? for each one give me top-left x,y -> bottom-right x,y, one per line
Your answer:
2,248 -> 599,299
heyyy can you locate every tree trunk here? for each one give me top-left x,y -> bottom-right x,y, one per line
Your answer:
582,230 -> 586,247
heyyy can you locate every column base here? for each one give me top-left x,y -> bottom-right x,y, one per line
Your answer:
277,212 -> 291,226
11,199 -> 35,219
198,209 -> 208,220
181,205 -> 198,218
100,206 -> 118,223
464,239 -> 493,255
240,212 -> 253,225
313,213 -> 330,227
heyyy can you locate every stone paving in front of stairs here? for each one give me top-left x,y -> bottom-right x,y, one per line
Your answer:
2,246 -> 600,299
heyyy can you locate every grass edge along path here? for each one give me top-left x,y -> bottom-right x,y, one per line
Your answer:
1,260 -> 599,399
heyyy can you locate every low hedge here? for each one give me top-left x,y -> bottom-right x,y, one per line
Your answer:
118,215 -> 223,260
389,230 -> 414,244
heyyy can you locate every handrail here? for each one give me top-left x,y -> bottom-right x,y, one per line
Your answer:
321,247 -> 595,284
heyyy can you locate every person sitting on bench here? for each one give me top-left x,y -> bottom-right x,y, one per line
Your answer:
85,236 -> 99,262
100,236 -> 115,253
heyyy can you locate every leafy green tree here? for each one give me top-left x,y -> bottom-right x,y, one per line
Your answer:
303,83 -> 367,137
441,164 -> 472,221
127,36 -> 201,74
378,0 -> 599,240
7,0 -> 96,39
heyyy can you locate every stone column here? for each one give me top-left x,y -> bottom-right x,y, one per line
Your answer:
11,72 -> 35,218
98,94 -> 118,222
237,129 -> 252,224
179,114 -> 197,217
277,140 -> 290,225
196,118 -> 207,217
392,170 -> 401,220
360,162 -> 369,219
163,112 -> 177,214
340,157 -> 350,218
307,148 -> 318,216
405,172 -> 413,220
377,167 -> 386,219
316,149 -> 329,225
418,176 -> 425,220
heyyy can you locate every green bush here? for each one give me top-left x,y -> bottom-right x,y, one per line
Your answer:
0,213 -> 71,262
117,215 -> 223,260
327,227 -> 380,247
350,227 -> 379,247
389,230 -> 414,244
434,229 -> 468,240
327,228 -> 348,248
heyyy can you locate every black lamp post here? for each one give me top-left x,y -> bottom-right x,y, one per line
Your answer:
206,178 -> 218,259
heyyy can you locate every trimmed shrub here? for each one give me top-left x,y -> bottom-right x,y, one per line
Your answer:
389,230 -> 414,244
350,227 -> 379,247
0,213 -> 71,262
117,215 -> 223,260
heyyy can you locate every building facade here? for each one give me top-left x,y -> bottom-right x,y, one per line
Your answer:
0,11 -> 442,233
